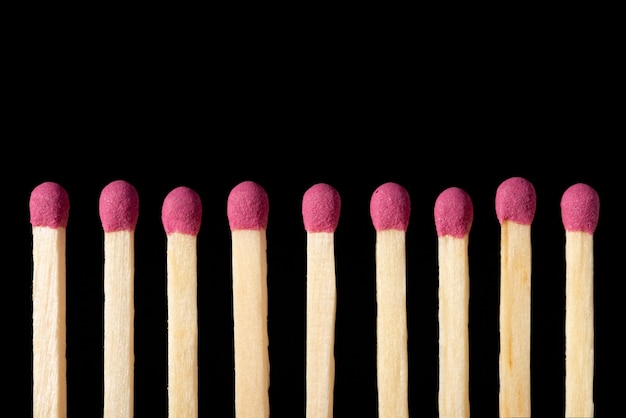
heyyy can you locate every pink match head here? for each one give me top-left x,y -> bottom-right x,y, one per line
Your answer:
162,186 -> 202,236
302,183 -> 341,233
560,183 -> 599,234
227,181 -> 269,230
99,180 -> 139,232
495,177 -> 537,225
434,187 -> 473,238
29,181 -> 70,229
370,182 -> 411,231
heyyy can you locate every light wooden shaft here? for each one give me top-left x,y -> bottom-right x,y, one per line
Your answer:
32,227 -> 67,418
565,231 -> 594,418
438,235 -> 470,418
103,231 -> 135,418
375,230 -> 409,418
167,233 -> 198,418
231,229 -> 270,418
306,232 -> 336,418
499,221 -> 531,418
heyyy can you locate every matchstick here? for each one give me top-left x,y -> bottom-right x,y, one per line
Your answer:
30,181 -> 69,418
495,176 -> 536,418
434,186 -> 473,418
227,180 -> 270,418
369,182 -> 411,418
302,183 -> 341,418
99,180 -> 139,418
162,186 -> 202,418
561,183 -> 599,418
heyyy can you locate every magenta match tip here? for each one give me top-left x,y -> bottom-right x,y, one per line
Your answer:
162,186 -> 202,236
495,177 -> 537,225
302,183 -> 341,233
370,182 -> 411,232
227,181 -> 269,231
561,183 -> 599,234
29,181 -> 70,229
434,187 -> 473,238
99,180 -> 139,232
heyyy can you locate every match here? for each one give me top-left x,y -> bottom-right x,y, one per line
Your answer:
495,176 -> 536,418
561,182 -> 599,418
227,180 -> 270,418
30,181 -> 70,418
99,179 -> 139,418
302,183 -> 341,418
162,186 -> 202,417
434,186 -> 473,418
370,182 -> 411,418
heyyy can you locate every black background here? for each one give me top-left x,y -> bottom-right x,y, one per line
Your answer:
7,11 -> 623,418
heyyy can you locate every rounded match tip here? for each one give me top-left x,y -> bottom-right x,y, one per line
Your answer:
370,182 -> 411,231
99,180 -> 139,232
29,181 -> 70,228
302,183 -> 341,233
495,177 -> 537,225
162,186 -> 202,236
227,181 -> 269,230
561,183 -> 599,234
434,187 -> 473,238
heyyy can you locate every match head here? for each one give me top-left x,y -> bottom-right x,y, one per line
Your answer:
162,186 -> 202,236
370,182 -> 411,232
227,181 -> 269,231
29,181 -> 70,229
99,180 -> 139,232
560,183 -> 600,234
302,183 -> 341,233
434,187 -> 473,238
495,177 -> 537,225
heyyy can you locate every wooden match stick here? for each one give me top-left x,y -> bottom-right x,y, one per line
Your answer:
434,186 -> 473,418
99,180 -> 139,418
495,176 -> 536,418
30,181 -> 69,418
227,180 -> 270,418
162,186 -> 202,418
302,183 -> 341,418
370,182 -> 411,418
561,183 -> 599,418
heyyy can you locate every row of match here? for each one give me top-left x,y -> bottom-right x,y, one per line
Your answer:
30,177 -> 599,418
